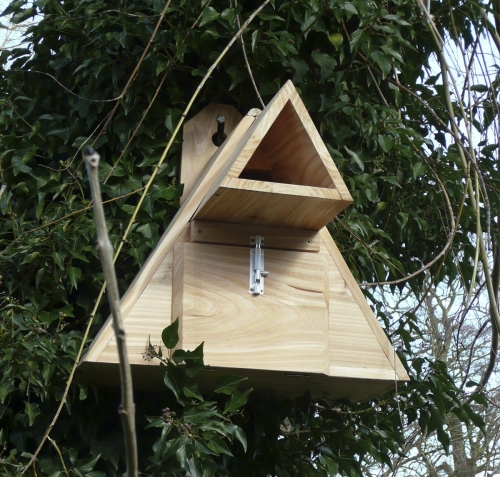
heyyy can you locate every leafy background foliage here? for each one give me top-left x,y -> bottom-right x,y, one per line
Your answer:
0,0 -> 499,475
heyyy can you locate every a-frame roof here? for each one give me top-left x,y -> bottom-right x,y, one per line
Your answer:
80,81 -> 409,401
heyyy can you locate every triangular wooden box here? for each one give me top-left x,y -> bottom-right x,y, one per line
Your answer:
79,81 -> 409,402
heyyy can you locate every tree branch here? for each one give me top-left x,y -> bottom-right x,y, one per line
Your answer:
83,147 -> 138,477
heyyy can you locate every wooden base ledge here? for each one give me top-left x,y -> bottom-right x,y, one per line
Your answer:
76,361 -> 404,403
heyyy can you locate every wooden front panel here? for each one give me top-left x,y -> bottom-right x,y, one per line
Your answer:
175,243 -> 329,374
194,185 -> 350,230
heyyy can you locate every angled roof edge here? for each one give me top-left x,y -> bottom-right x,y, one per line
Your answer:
81,110 -> 259,363
319,228 -> 410,381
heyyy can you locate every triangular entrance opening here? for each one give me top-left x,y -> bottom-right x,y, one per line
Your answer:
238,100 -> 336,189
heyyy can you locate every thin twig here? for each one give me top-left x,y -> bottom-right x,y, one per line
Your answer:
0,187 -> 145,257
235,0 -> 265,108
417,0 -> 500,392
6,70 -> 120,102
83,147 -> 138,477
47,437 -> 69,477
92,0 -> 173,146
103,1 -> 211,183
360,147 -> 457,287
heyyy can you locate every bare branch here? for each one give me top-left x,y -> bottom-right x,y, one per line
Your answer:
83,147 -> 138,476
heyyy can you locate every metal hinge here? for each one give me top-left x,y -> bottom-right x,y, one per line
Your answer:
249,235 -> 269,295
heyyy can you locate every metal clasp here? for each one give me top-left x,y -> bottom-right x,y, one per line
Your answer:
249,235 -> 269,295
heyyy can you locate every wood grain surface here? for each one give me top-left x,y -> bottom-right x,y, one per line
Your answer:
180,104 -> 243,205
177,243 -> 330,374
194,186 -> 349,230
319,229 -> 410,381
190,220 -> 320,252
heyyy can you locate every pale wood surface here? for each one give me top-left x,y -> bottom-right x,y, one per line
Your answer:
319,228 -> 410,381
322,247 -> 394,374
328,366 -> 398,380
289,90 -> 352,201
238,100 -> 335,188
190,220 -> 320,252
194,187 -> 349,230
178,243 -> 330,374
180,104 -> 242,205
82,113 -> 258,363
221,177 -> 342,199
224,82 -> 352,207
98,248 -> 173,364
171,243 -> 185,354
192,80 -> 353,230
81,82 -> 407,401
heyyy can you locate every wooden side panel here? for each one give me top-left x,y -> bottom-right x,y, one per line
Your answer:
319,229 -> 409,381
171,243 -> 185,350
98,249 -> 173,365
190,220 -> 320,252
180,243 -> 330,374
180,104 -> 243,205
321,247 -> 394,376
194,186 -> 350,230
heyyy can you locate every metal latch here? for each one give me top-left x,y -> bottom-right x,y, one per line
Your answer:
249,236 -> 269,295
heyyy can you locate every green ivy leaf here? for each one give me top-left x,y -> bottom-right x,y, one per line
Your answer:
224,388 -> 252,413
24,401 -> 40,426
214,375 -> 247,395
200,7 -> 219,27
345,146 -> 364,171
206,435 -> 233,456
183,383 -> 204,401
370,50 -> 392,77
164,373 -> 184,406
412,162 -> 426,178
67,266 -> 82,290
162,318 -> 179,349
378,134 -> 394,152
328,32 -> 343,49
311,52 -> 337,82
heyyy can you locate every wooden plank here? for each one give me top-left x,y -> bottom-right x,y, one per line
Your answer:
180,104 -> 243,205
223,82 -> 353,207
81,112 -> 258,364
180,243 -> 330,374
194,187 -> 351,230
328,366 -> 398,381
319,228 -> 410,381
171,243 -> 184,355
221,177 -> 342,199
190,220 -> 320,252
322,246 -> 394,376
97,248 -> 174,365
192,81 -> 352,228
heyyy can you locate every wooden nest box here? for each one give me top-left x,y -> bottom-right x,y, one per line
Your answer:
79,81 -> 409,402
